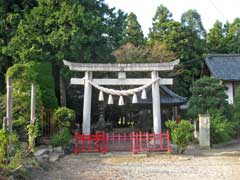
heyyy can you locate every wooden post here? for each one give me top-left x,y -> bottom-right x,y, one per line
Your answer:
30,83 -> 36,124
151,71 -> 161,133
6,77 -> 12,133
82,72 -> 92,135
50,110 -> 55,135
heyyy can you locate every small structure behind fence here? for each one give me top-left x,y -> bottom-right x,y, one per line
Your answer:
74,131 -> 171,154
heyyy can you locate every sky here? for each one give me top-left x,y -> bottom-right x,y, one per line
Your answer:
105,0 -> 240,36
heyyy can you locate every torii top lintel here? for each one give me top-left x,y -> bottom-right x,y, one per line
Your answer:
63,59 -> 179,72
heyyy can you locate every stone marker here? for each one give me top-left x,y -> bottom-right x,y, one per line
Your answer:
199,114 -> 210,148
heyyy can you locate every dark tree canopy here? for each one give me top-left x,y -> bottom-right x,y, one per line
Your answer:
2,0 -> 127,107
3,0 -> 126,64
188,77 -> 229,118
0,0 -> 37,93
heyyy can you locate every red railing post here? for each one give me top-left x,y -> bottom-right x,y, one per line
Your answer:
106,133 -> 109,145
160,132 -> 163,150
167,130 -> 171,153
153,132 -> 156,150
118,133 -> 120,144
112,132 -> 114,144
146,132 -> 149,150
81,133 -> 85,152
124,133 -> 126,143
96,132 -> 99,152
139,132 -> 142,152
101,132 -> 107,154
132,132 -> 136,154
74,131 -> 79,154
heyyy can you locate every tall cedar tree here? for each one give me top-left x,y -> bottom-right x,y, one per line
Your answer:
207,20 -> 227,53
149,5 -> 206,96
123,12 -> 145,46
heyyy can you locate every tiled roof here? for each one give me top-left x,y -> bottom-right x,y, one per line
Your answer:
205,54 -> 240,81
138,85 -> 187,105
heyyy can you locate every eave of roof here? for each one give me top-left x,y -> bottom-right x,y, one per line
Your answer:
205,54 -> 240,81
138,85 -> 187,106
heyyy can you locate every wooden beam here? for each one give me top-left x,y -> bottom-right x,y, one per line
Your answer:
70,78 -> 173,85
63,60 -> 179,72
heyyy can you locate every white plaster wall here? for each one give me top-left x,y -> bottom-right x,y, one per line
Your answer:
224,82 -> 234,104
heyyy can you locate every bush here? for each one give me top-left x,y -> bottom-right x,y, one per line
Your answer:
54,107 -> 75,129
233,86 -> 240,137
210,113 -> 234,144
0,129 -> 22,169
50,128 -> 72,147
166,120 -> 194,154
188,77 -> 230,118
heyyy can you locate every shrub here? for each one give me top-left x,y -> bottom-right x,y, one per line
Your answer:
166,120 -> 194,154
50,128 -> 72,147
188,77 -> 230,118
210,113 -> 234,144
0,129 -> 22,169
26,119 -> 40,152
54,107 -> 75,129
233,86 -> 240,137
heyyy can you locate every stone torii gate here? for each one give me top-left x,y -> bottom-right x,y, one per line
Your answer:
63,60 -> 179,135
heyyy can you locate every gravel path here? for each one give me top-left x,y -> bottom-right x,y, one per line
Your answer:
31,150 -> 240,180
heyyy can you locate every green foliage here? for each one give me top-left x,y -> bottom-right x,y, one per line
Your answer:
0,0 -> 37,94
166,120 -> 194,154
233,86 -> 240,137
6,63 -> 42,137
54,107 -> 75,129
207,18 -> 240,53
181,9 -> 206,38
0,94 -> 5,127
0,129 -> 8,163
3,0 -> 126,64
50,128 -> 72,147
207,21 -> 227,53
123,12 -> 145,46
0,129 -> 21,168
149,5 -> 206,97
113,42 -> 176,63
6,61 -> 57,139
188,76 -> 229,118
31,62 -> 58,109
210,113 -> 234,144
2,0 -> 127,109
26,120 -> 40,153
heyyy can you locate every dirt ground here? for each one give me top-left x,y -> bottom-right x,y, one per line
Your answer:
31,144 -> 240,180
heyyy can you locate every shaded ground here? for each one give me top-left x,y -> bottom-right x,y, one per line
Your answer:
31,144 -> 240,180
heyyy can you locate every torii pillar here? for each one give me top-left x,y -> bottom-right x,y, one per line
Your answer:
82,72 -> 92,135
151,71 -> 161,133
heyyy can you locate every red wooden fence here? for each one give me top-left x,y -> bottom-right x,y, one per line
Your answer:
131,131 -> 171,153
74,131 -> 107,154
74,131 -> 171,154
